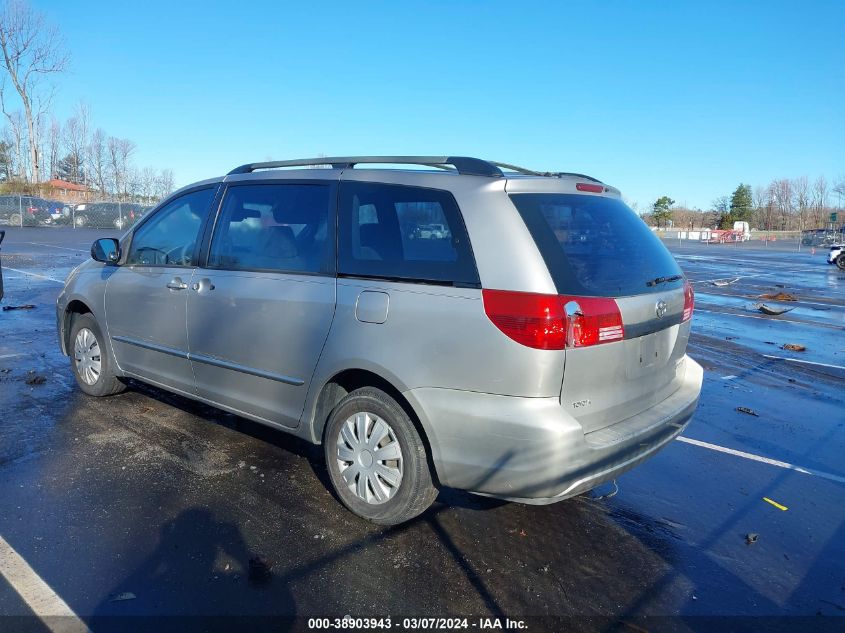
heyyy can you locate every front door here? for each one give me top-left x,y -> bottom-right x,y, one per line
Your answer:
186,182 -> 336,427
105,187 -> 217,395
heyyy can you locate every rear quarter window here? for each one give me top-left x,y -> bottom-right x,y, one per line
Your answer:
510,193 -> 684,297
338,182 -> 479,287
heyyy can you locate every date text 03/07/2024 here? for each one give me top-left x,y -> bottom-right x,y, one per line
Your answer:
307,617 -> 528,630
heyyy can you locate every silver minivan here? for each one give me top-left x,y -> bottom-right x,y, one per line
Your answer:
57,156 -> 702,525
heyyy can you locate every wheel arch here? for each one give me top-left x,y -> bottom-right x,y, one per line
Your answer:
309,367 -> 441,486
61,299 -> 94,355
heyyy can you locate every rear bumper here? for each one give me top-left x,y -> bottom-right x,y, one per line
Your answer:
404,356 -> 703,503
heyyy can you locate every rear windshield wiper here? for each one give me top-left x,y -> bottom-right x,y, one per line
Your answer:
646,274 -> 683,287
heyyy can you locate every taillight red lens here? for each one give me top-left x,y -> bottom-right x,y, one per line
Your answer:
482,290 -> 624,350
482,290 -> 567,350
575,183 -> 604,193
562,295 -> 625,347
683,279 -> 694,321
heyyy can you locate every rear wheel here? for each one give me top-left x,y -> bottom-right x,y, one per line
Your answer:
9,212 -> 21,226
69,313 -> 126,396
324,387 -> 437,525
836,254 -> 845,270
74,214 -> 86,227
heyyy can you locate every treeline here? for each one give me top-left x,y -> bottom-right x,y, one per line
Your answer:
0,104 -> 175,203
644,175 -> 844,231
0,1 -> 173,203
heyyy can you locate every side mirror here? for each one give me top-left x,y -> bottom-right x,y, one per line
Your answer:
91,238 -> 120,263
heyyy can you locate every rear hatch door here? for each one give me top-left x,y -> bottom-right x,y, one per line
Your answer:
508,188 -> 690,434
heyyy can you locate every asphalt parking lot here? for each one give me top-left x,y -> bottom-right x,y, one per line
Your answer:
0,228 -> 843,632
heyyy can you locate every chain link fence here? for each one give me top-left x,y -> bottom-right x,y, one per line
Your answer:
0,193 -> 155,230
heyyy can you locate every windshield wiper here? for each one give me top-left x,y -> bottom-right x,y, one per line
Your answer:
646,274 -> 683,287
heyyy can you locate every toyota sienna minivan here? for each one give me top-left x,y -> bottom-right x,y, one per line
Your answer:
57,156 -> 702,525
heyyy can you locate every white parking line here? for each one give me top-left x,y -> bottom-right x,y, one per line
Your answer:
693,307 -> 829,327
0,535 -> 90,633
1,266 -> 64,283
23,242 -> 88,253
689,267 -> 824,285
676,436 -> 845,485
761,354 -> 845,371
0,353 -> 26,360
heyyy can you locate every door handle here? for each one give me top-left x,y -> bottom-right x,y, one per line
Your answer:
191,278 -> 215,292
166,278 -> 188,290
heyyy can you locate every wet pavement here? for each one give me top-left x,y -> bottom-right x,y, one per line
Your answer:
0,228 -> 844,631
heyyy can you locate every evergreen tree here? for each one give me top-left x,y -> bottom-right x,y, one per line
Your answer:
652,196 -> 675,228
729,184 -> 753,221
55,153 -> 84,184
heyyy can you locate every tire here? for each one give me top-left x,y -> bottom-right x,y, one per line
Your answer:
68,313 -> 126,397
324,387 -> 438,525
836,254 -> 845,271
74,215 -> 86,227
9,213 -> 21,226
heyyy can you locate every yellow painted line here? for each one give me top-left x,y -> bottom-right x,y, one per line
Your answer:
763,497 -> 788,511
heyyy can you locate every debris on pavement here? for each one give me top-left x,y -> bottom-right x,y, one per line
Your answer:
759,292 -> 798,302
755,303 -> 794,315
712,278 -> 739,286
745,533 -> 759,545
248,556 -> 272,583
782,344 -> 806,352
24,372 -> 46,386
763,497 -> 789,511
2,304 -> 36,311
109,592 -> 137,602
736,406 -> 759,417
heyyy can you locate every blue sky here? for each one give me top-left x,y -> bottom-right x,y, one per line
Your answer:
41,0 -> 844,210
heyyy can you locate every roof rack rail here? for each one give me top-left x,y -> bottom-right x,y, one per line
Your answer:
227,156 -> 505,178
489,162 -> 603,184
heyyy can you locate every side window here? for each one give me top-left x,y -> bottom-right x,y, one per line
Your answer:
126,188 -> 215,266
207,183 -> 331,274
338,182 -> 479,286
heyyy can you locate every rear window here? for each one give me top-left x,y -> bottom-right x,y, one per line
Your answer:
510,193 -> 683,297
338,182 -> 479,287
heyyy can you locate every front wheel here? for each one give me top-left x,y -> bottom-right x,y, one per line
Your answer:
324,387 -> 438,525
69,313 -> 126,396
836,254 -> 845,270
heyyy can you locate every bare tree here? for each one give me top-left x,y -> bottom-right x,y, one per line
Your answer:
45,115 -> 59,178
769,179 -> 794,230
811,176 -> 828,227
86,127 -> 108,194
107,136 -> 135,200
62,113 -> 87,183
0,0 -> 68,182
156,168 -> 174,199
833,175 -> 845,209
752,185 -> 775,231
793,176 -> 810,232
139,165 -> 156,202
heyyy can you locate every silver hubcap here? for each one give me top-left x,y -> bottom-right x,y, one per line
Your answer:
336,412 -> 403,505
73,328 -> 102,385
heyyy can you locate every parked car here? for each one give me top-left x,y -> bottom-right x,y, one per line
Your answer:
47,200 -> 73,225
802,228 -> 841,247
56,156 -> 702,525
72,202 -> 147,229
0,195 -> 52,226
829,243 -> 845,269
411,223 -> 450,240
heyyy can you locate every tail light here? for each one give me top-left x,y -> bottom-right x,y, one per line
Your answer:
27,206 -> 36,214
682,279 -> 694,322
482,289 -> 624,350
